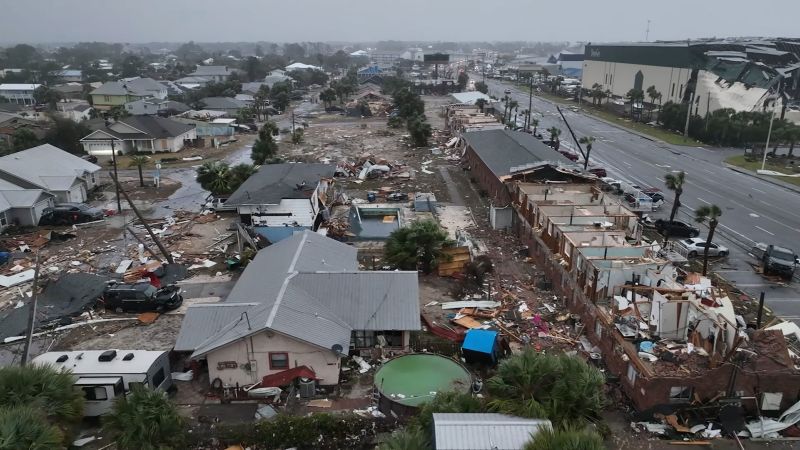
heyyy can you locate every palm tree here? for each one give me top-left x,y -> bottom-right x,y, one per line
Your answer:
663,171 -> 686,244
0,364 -> 84,425
695,204 -> 722,276
103,385 -> 185,450
646,86 -> 661,122
603,89 -> 612,106
547,127 -> 562,150
196,161 -> 231,195
486,349 -> 605,427
626,88 -> 645,121
523,425 -> 604,450
578,136 -> 596,170
530,117 -> 540,136
590,83 -> 602,106
378,428 -> 431,450
502,95 -> 510,123
0,406 -> 64,450
475,98 -> 487,113
228,163 -> 257,192
128,155 -> 149,187
385,220 -> 452,274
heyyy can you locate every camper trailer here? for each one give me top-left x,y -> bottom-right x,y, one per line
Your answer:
33,350 -> 172,416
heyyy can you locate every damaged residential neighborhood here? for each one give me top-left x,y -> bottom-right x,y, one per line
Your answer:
2,2 -> 800,450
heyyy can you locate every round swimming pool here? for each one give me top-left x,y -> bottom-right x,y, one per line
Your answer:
374,353 -> 472,416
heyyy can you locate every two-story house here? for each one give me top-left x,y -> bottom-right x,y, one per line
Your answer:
90,78 -> 167,111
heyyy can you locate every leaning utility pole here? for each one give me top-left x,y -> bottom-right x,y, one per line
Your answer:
109,138 -> 122,212
110,172 -> 174,264
527,74 -> 533,132
21,252 -> 41,366
556,106 -> 589,167
683,91 -> 695,137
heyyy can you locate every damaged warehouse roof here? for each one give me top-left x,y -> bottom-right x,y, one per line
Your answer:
463,129 -> 575,179
181,230 -> 420,357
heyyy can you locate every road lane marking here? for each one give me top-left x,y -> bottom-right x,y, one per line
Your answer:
759,200 -> 773,207
697,197 -> 711,204
752,188 -> 766,194
755,225 -> 775,236
719,224 -> 755,243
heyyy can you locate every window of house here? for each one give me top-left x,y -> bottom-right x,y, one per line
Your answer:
152,367 -> 166,388
679,84 -> 684,98
0,213 -> 7,227
671,83 -> 675,97
269,352 -> 289,370
669,386 -> 692,403
609,74 -> 613,84
381,331 -> 404,347
104,95 -> 110,102
595,321 -> 603,338
82,386 -> 108,401
627,364 -> 638,385
352,330 -> 376,348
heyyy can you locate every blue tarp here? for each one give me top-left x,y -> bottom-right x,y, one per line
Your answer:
462,329 -> 499,355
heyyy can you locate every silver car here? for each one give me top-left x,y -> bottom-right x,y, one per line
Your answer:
682,238 -> 729,258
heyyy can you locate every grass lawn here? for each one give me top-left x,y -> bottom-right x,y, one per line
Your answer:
725,154 -> 800,187
514,84 -> 702,146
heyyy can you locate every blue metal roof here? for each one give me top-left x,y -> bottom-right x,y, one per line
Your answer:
462,329 -> 498,354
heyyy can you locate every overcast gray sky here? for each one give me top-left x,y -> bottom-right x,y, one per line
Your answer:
1,0 -> 798,44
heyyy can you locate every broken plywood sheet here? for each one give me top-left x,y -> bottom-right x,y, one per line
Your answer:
0,269 -> 35,287
441,301 -> 500,310
453,316 -> 483,329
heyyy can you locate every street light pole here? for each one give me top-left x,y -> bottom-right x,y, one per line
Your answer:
761,101 -> 777,171
527,74 -> 533,132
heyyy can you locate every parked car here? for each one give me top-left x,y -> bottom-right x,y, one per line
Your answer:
654,219 -> 700,238
203,194 -> 235,212
81,154 -> 98,164
752,243 -> 798,278
504,88 -> 512,94
587,167 -> 607,177
38,203 -> 104,226
680,238 -> 729,258
101,282 -> 182,313
559,150 -> 579,161
642,188 -> 665,203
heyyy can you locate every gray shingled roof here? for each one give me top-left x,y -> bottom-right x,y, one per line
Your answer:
199,97 -> 247,110
187,230 -> 419,358
226,163 -> 336,207
173,303 -> 257,352
0,144 -> 100,192
119,116 -> 195,139
191,65 -> 234,77
463,129 -> 573,178
433,413 -> 552,450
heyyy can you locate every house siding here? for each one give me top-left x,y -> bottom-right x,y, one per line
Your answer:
464,144 -> 511,206
206,330 -> 341,387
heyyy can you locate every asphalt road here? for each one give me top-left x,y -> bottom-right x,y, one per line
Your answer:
482,77 -> 800,322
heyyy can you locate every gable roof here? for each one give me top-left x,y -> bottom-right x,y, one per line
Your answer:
190,65 -> 233,77
226,163 -> 336,207
0,144 -> 101,192
118,116 -> 194,138
450,91 -> 491,105
90,81 -> 133,96
186,230 -> 419,357
199,97 -> 247,110
463,129 -> 574,178
433,413 -> 551,450
174,303 -> 257,352
125,77 -> 164,93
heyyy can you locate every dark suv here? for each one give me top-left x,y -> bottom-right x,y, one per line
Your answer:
101,282 -> 182,313
655,219 -> 700,238
39,203 -> 104,226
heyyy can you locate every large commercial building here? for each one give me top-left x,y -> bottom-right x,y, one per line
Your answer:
582,40 -> 800,120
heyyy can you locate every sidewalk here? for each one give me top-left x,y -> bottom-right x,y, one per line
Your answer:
723,163 -> 800,194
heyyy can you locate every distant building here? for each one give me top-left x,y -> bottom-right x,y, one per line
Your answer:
80,116 -> 196,155
189,65 -> 236,83
124,98 -> 189,116
89,78 -> 166,111
0,84 -> 41,105
55,69 -> 83,83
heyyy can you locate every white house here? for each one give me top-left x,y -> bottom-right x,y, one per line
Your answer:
0,84 -> 41,105
56,101 -> 93,123
81,116 -> 196,155
0,144 -> 101,204
189,65 -> 236,83
0,178 -> 56,230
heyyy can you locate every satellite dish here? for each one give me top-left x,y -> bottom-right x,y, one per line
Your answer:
331,344 -> 344,356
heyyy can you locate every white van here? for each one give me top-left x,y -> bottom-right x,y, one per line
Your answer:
33,350 -> 172,417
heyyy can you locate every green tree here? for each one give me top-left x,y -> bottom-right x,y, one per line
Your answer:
44,117 -> 91,153
590,83 -> 603,106
523,425 -> 604,450
474,81 -> 488,94
407,115 -> 432,147
486,349 -> 605,427
253,84 -> 271,120
272,91 -> 290,112
457,72 -> 469,91
547,127 -> 561,150
626,88 -> 645,121
291,127 -> 305,144
102,386 -> 185,450
320,88 -> 337,108
378,428 -> 431,450
392,88 -> 425,119
385,220 -> 452,274
11,127 -> 40,151
0,406 -> 64,450
694,204 -> 723,276
530,117 -> 540,136
411,391 -> 485,432
196,161 -> 231,195
251,122 -> 280,164
32,85 -> 63,110
578,136 -> 596,170
475,98 -> 487,113
0,364 -> 84,425
228,163 -> 257,192
108,105 -> 130,121
645,85 -> 661,121
128,155 -> 149,187
663,171 -> 686,243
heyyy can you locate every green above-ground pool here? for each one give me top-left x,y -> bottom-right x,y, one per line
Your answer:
374,353 -> 472,416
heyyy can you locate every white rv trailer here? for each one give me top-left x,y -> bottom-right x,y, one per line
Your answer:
33,349 -> 172,416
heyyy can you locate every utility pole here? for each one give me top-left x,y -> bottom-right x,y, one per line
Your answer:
557,106 -> 588,167
21,252 -> 41,366
291,112 -> 295,134
683,91 -> 695,137
527,74 -> 533,132
110,138 -> 122,212
761,103 -> 777,171
110,172 -> 174,264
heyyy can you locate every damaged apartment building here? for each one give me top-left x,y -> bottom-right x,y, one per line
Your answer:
508,180 -> 800,413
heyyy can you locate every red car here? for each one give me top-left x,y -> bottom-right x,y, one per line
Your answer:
587,167 -> 607,177
559,150 -> 579,162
